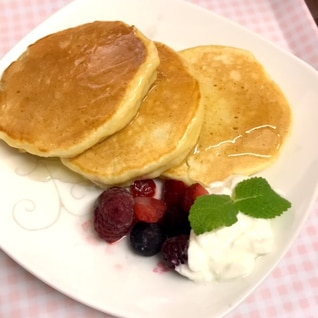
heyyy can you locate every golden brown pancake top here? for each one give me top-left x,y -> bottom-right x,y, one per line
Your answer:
0,21 -> 159,157
62,42 -> 204,186
163,45 -> 292,185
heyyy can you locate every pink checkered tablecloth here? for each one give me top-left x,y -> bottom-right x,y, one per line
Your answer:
1,0 -> 318,317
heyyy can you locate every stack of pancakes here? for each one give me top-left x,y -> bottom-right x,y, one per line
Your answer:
0,21 -> 292,187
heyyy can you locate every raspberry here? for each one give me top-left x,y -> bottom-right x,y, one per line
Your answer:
94,187 -> 135,243
134,196 -> 166,223
181,182 -> 209,212
130,222 -> 166,256
130,179 -> 156,197
161,235 -> 189,269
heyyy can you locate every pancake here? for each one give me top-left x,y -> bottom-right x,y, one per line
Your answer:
0,21 -> 159,157
163,45 -> 292,185
62,42 -> 204,186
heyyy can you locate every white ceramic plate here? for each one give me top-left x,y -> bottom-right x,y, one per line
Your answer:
1,0 -> 318,317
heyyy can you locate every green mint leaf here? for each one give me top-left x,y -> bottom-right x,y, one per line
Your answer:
232,177 -> 291,219
188,177 -> 291,235
189,194 -> 238,235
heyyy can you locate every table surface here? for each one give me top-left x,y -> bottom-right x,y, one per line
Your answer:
1,1 -> 318,317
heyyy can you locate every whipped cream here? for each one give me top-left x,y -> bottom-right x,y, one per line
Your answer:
176,176 -> 274,282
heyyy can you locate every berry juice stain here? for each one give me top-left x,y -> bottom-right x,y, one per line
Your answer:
153,261 -> 169,274
82,219 -> 100,246
81,219 -> 91,232
114,263 -> 124,271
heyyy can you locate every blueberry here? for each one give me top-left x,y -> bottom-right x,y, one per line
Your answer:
129,222 -> 166,256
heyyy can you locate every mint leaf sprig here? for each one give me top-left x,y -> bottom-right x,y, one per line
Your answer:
189,177 -> 291,235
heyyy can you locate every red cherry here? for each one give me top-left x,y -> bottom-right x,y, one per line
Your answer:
162,179 -> 187,207
131,179 -> 156,197
181,183 -> 209,212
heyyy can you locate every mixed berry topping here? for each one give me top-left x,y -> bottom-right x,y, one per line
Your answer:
161,235 -> 189,269
130,222 -> 166,256
93,187 -> 135,243
93,178 -> 207,270
130,179 -> 156,197
134,196 -> 166,223
162,179 -> 187,208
